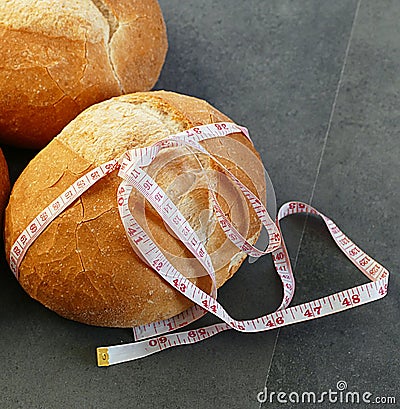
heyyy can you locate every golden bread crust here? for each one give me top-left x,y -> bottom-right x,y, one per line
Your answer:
0,0 -> 167,148
5,91 -> 266,327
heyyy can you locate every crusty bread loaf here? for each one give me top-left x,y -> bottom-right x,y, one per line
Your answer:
0,0 -> 167,149
0,149 -> 10,222
5,91 -> 266,328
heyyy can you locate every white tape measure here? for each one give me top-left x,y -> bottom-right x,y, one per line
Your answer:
9,123 -> 389,367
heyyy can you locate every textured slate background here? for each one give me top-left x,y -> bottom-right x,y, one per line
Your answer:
1,1 -> 398,408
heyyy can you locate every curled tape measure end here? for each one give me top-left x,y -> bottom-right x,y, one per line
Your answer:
97,348 -> 110,367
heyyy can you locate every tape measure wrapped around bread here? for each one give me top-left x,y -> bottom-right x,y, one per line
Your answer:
0,149 -> 10,223
0,0 -> 167,149
4,91 -> 268,328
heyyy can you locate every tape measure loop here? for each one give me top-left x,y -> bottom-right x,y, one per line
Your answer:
7,123 -> 389,368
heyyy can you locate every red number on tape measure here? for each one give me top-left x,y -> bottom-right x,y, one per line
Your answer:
304,309 -> 313,318
173,279 -> 187,293
152,260 -> 163,271
215,123 -> 227,130
13,246 -> 21,256
342,294 -> 360,307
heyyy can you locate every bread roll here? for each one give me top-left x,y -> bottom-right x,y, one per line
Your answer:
0,149 -> 10,222
0,0 -> 167,149
5,91 -> 266,328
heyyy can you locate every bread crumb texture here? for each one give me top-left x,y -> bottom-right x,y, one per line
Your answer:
0,0 -> 167,148
5,91 -> 266,327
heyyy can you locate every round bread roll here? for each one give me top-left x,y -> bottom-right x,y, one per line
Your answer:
0,149 -> 10,222
0,0 -> 167,149
5,91 -> 266,328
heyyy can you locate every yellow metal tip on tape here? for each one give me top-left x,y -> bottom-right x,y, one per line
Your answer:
97,348 -> 109,367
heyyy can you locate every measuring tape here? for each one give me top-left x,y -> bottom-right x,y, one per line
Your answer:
9,122 -> 389,367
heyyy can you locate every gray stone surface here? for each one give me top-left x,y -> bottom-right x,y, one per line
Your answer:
0,0 -> 398,408
263,1 -> 400,408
